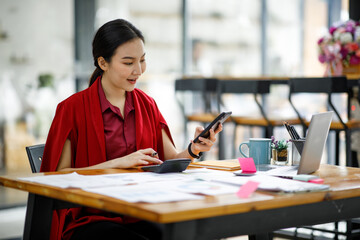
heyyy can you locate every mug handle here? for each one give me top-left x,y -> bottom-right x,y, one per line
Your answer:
239,142 -> 249,158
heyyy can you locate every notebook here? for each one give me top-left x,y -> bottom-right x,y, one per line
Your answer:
260,111 -> 333,177
189,159 -> 241,171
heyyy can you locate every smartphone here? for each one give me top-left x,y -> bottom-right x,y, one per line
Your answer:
141,158 -> 191,173
193,111 -> 232,143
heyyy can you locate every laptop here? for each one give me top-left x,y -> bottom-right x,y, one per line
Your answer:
258,111 -> 333,177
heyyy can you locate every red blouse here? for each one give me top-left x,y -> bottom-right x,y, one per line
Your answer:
98,79 -> 136,160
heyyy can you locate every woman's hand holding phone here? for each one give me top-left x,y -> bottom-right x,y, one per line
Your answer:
189,123 -> 223,157
192,112 -> 232,143
188,112 -> 231,158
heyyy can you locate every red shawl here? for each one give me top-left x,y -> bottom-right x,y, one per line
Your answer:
41,77 -> 174,240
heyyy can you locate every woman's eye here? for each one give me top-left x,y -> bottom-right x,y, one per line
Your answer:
140,59 -> 146,63
124,62 -> 133,66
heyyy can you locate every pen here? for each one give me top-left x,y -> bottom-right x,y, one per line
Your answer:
284,122 -> 295,140
287,122 -> 297,140
289,126 -> 297,140
283,122 -> 290,136
151,152 -> 158,157
279,175 -> 320,182
294,127 -> 301,139
290,125 -> 300,140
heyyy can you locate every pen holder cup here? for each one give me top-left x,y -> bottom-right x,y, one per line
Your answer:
291,138 -> 305,166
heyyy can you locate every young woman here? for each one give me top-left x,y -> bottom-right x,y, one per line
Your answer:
40,19 -> 222,240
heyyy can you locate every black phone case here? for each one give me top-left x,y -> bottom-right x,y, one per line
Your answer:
141,158 -> 191,173
193,111 -> 232,143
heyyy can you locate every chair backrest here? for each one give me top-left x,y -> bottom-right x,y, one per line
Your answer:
288,76 -> 348,132
175,78 -> 219,115
217,79 -> 271,120
289,76 -> 347,94
25,144 -> 45,173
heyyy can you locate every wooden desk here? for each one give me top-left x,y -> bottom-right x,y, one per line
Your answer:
2,165 -> 360,240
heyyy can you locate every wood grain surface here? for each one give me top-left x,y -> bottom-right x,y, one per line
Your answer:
1,164 -> 360,223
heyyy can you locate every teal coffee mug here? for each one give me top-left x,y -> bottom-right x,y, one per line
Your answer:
239,138 -> 271,166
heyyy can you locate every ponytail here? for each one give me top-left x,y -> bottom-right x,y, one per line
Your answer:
89,67 -> 103,87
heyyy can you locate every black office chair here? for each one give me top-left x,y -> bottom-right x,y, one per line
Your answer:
25,144 -> 45,173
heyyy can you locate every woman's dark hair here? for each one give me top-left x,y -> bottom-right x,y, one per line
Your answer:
89,19 -> 145,86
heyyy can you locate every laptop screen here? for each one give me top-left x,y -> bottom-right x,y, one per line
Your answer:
297,111 -> 333,174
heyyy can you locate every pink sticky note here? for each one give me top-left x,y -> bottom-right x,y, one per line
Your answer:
237,181 -> 260,198
238,158 -> 257,174
308,178 -> 324,184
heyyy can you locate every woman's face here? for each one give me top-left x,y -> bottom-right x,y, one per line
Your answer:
101,38 -> 146,92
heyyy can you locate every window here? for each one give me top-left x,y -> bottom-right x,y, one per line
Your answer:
187,0 -> 261,76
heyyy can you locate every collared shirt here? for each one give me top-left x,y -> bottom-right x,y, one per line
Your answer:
98,79 -> 136,160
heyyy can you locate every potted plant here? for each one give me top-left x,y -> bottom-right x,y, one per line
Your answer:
271,136 -> 289,165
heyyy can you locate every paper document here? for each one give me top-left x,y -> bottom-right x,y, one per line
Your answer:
18,170 -> 238,203
85,182 -> 203,203
183,168 -> 235,181
214,174 -> 329,193
18,168 -> 324,203
168,179 -> 239,195
19,172 -> 188,189
85,179 -> 239,203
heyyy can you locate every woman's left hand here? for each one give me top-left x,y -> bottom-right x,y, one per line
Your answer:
191,123 -> 223,154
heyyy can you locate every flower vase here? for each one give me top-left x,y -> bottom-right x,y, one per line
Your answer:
327,61 -> 343,76
329,63 -> 360,78
272,149 -> 288,165
342,64 -> 360,79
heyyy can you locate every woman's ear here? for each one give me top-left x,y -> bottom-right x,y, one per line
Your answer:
97,57 -> 108,71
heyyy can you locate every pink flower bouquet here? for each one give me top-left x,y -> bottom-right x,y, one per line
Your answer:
318,19 -> 360,76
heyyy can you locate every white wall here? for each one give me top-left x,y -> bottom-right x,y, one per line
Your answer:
0,0 -> 74,77
0,0 -> 75,123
